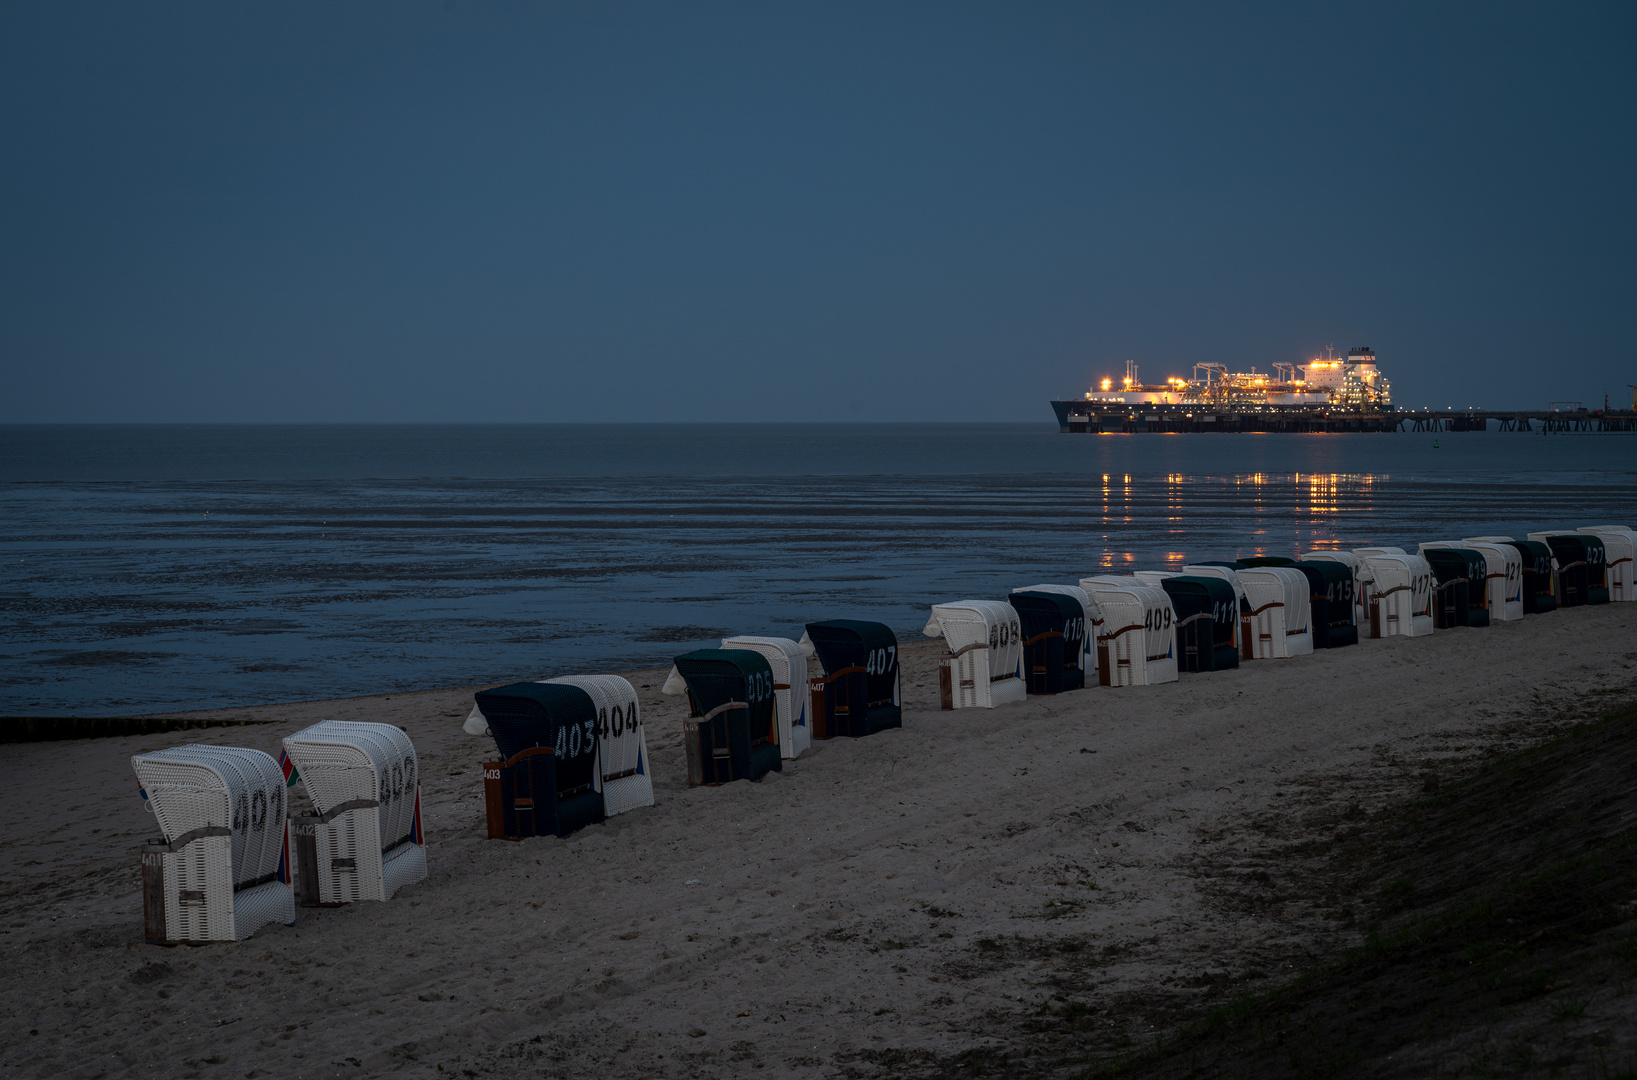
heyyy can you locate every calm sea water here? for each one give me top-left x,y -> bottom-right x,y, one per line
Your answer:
3,424 -> 1633,715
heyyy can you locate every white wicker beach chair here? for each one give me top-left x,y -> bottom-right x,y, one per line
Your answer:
131,746 -> 294,943
924,600 -> 1026,708
720,636 -> 811,759
1078,579 -> 1179,686
1577,527 -> 1635,602
1423,541 -> 1525,621
1351,547 -> 1409,621
281,721 -> 426,904
1234,566 -> 1314,658
1361,554 -> 1434,638
1014,584 -> 1103,681
1300,550 -> 1370,629
544,674 -> 654,815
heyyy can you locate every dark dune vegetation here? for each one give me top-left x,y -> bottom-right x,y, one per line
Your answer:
861,698 -> 1637,1080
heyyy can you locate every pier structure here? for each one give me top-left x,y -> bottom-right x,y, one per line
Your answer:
1049,401 -> 1637,434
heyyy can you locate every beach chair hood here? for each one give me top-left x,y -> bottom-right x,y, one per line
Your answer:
804,620 -> 900,706
924,600 -> 1022,682
1011,590 -> 1089,692
721,635 -> 811,760
1014,584 -> 1103,662
133,746 -> 288,893
474,682 -> 601,798
281,720 -> 428,902
131,745 -> 296,943
673,649 -> 782,783
542,674 -> 653,815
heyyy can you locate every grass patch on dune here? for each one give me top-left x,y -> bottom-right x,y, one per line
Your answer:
840,698 -> 1637,1080
1083,699 -> 1637,1080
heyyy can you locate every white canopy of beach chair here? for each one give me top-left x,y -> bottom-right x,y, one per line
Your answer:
544,674 -> 655,815
281,721 -> 426,904
131,746 -> 294,943
1361,553 -> 1434,638
720,636 -> 811,759
1077,579 -> 1179,687
1235,566 -> 1314,658
1421,541 -> 1525,621
1574,527 -> 1635,602
1579,525 -> 1637,544
1353,546 -> 1407,556
923,600 -> 1026,708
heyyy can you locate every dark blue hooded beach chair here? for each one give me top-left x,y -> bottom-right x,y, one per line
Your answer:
473,682 -> 606,840
1424,548 -> 1490,628
1537,534 -> 1606,607
1156,576 -> 1240,672
1010,591 -> 1086,694
672,649 -> 782,785
804,620 -> 902,738
1506,540 -> 1558,614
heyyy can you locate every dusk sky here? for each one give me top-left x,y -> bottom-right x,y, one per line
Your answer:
3,2 -> 1633,423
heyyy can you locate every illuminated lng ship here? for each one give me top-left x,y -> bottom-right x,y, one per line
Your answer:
1051,347 -> 1401,433
1084,347 -> 1390,411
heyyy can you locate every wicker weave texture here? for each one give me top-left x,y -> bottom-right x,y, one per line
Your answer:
544,674 -> 654,815
925,602 -> 1024,709
283,721 -> 424,903
160,835 -> 235,941
1363,554 -> 1436,637
284,721 -> 419,847
233,878 -> 296,940
132,746 -> 287,887
315,808 -> 382,903
721,637 -> 811,759
1237,567 -> 1314,658
1080,581 -> 1179,687
382,840 -> 429,898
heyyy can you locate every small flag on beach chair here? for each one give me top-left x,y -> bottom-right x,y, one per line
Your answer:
278,749 -> 300,788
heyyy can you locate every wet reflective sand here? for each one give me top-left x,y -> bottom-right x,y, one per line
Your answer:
2,425 -> 1631,713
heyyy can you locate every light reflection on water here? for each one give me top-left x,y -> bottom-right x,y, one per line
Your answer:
2,426 -> 1633,714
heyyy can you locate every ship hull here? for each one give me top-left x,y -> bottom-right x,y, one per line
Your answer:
1050,400 -> 1401,433
1049,401 -> 1637,434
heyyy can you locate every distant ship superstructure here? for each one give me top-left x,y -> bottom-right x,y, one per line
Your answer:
1051,345 -> 1635,433
1082,348 -> 1391,412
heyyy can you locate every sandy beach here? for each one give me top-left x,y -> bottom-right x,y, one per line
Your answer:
2,603 -> 1634,1079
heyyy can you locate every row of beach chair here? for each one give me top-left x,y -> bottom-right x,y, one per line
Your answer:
920,525 -> 1633,700
130,524 -> 1630,943
132,720 -> 426,944
463,620 -> 904,840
